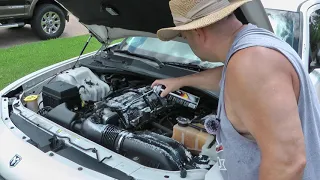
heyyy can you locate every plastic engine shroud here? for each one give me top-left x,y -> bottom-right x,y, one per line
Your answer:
55,67 -> 111,102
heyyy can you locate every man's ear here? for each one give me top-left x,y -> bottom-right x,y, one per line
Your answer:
194,28 -> 206,44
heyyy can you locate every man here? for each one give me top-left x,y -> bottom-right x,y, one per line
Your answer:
152,0 -> 320,179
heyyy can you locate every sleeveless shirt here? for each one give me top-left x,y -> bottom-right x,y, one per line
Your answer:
215,24 -> 320,180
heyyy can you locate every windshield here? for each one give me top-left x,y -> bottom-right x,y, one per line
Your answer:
265,8 -> 301,53
119,8 -> 300,67
120,37 -> 223,69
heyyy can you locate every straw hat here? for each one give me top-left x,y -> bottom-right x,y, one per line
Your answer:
157,0 -> 252,41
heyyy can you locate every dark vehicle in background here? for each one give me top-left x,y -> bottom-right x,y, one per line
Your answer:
0,0 -> 68,39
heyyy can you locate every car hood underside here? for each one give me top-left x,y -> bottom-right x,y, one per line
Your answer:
56,0 -> 273,43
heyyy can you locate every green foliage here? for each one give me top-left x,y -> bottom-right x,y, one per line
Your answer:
0,35 -> 102,89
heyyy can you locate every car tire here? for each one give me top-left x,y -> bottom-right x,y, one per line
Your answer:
31,4 -> 66,40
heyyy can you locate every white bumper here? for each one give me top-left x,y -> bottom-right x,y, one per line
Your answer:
0,126 -> 113,180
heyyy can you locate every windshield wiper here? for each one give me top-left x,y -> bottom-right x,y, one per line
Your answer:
113,49 -> 164,68
164,62 -> 204,71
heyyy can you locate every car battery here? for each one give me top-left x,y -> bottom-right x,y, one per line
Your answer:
42,81 -> 81,109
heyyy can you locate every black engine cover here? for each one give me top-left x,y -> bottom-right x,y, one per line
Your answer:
42,81 -> 81,109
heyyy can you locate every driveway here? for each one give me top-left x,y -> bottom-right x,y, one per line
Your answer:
0,15 -> 89,49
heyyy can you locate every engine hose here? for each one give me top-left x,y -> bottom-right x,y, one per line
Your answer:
77,119 -> 194,172
151,122 -> 173,136
114,131 -> 191,171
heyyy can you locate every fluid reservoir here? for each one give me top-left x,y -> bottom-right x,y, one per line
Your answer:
172,117 -> 214,154
24,95 -> 39,112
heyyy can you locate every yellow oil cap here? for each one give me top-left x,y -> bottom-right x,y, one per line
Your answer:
24,95 -> 38,102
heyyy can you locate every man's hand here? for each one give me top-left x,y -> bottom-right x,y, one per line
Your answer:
151,78 -> 185,97
152,65 -> 224,97
225,47 -> 306,180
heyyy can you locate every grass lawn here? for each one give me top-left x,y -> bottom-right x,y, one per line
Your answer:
0,35 -> 122,89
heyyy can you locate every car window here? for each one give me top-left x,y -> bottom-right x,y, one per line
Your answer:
309,9 -> 320,62
265,8 -> 301,53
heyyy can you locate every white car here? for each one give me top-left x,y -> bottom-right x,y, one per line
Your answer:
0,0 -> 319,179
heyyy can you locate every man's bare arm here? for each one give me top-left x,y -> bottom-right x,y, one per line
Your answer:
152,66 -> 223,97
225,47 -> 306,180
177,66 -> 223,91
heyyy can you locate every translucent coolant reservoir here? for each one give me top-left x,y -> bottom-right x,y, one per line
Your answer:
172,122 -> 213,154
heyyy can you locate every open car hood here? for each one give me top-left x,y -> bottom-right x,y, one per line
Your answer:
56,0 -> 273,44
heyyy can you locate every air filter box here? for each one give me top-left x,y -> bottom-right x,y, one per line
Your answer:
42,81 -> 81,109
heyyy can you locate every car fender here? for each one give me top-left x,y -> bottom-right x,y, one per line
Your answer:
27,0 -> 69,20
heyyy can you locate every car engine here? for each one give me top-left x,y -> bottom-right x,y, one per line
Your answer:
104,86 -> 170,129
35,67 -> 217,173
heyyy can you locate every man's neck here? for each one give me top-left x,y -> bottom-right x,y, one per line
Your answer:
213,24 -> 246,63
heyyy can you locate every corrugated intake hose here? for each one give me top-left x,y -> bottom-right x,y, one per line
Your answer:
76,118 -> 194,172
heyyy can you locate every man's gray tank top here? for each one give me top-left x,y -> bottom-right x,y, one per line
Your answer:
215,24 -> 320,180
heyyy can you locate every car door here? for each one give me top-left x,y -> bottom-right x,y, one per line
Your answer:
0,0 -> 26,20
300,1 -> 320,103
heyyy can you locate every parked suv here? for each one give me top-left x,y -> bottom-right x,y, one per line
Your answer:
0,0 -> 69,40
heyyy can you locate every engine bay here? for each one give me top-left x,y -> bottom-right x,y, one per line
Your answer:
25,67 -> 218,173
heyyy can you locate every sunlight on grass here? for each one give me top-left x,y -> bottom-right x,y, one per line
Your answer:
0,35 -> 123,89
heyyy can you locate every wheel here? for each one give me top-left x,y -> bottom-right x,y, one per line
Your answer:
31,4 -> 66,40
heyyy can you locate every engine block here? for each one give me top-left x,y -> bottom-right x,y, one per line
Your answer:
105,87 -> 167,128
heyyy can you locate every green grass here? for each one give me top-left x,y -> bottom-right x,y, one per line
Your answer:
0,35 -> 123,89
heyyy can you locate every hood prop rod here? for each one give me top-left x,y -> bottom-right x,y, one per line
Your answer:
73,34 -> 93,69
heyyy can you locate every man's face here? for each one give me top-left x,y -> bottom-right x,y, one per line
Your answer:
181,28 -> 222,62
181,30 -> 208,60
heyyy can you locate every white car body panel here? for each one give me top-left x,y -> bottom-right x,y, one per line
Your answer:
0,126 -> 109,180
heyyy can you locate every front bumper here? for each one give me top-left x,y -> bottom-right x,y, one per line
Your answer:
0,123 -> 112,180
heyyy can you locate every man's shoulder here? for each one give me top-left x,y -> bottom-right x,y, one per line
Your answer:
228,46 -> 293,76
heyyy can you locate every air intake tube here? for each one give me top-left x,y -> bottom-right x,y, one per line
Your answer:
75,118 -> 194,171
